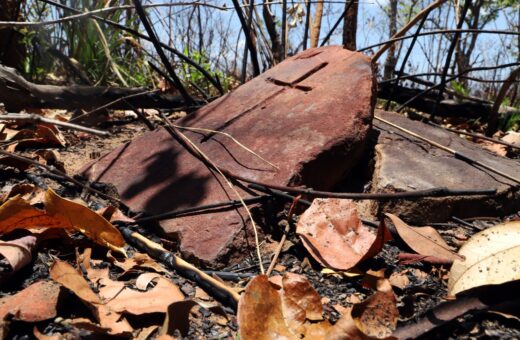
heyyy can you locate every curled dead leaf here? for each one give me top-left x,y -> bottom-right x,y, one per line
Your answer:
296,199 -> 388,271
448,221 -> 520,296
385,213 -> 461,262
0,235 -> 37,272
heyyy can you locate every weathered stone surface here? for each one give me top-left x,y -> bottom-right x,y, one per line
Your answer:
366,110 -> 520,223
82,46 -> 375,265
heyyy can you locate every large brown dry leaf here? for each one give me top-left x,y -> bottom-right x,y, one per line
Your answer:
0,281 -> 61,322
0,235 -> 37,271
238,275 -> 294,339
9,124 -> 66,150
351,279 -> 398,338
50,259 -> 132,335
44,189 -> 126,255
448,221 -> 520,296
0,190 -> 126,255
385,213 -> 461,262
296,199 -> 382,270
282,272 -> 323,322
80,250 -> 184,315
0,195 -> 69,234
50,260 -> 101,304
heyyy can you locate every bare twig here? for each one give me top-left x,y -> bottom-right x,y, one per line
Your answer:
266,195 -> 300,276
431,0 -> 471,119
0,113 -> 110,136
132,0 -> 193,106
134,195 -> 269,223
359,29 -> 520,53
371,0 -> 447,62
119,227 -> 240,310
427,121 -> 520,150
232,0 -> 260,76
486,65 -> 520,135
158,113 -> 266,274
0,149 -> 121,203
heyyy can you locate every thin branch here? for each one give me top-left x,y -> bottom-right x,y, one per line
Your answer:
359,29 -> 520,53
0,113 -> 110,136
371,0 -> 447,62
39,0 -> 224,95
0,149 -> 121,203
431,0 -> 472,119
232,0 -> 260,76
134,195 -> 269,223
132,0 -> 193,106
427,121 -> 520,150
394,62 -> 520,112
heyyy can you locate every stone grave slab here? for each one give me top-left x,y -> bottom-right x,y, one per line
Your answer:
366,110 -> 520,224
81,46 -> 375,266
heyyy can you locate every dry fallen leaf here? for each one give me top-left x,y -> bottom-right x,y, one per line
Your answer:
0,281 -> 62,322
352,279 -> 398,338
0,190 -> 126,255
448,221 -> 520,296
237,275 -> 294,339
385,213 -> 461,262
50,259 -> 133,335
296,199 -> 387,270
10,124 -> 66,150
0,235 -> 37,272
44,189 -> 126,255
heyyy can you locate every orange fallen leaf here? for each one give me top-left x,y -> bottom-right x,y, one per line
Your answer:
0,190 -> 126,255
385,213 -> 461,262
0,195 -> 69,234
50,259 -> 132,335
44,189 -> 126,255
296,199 -> 388,270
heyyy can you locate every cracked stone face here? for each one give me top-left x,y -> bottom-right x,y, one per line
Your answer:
81,46 -> 375,266
366,110 -> 520,224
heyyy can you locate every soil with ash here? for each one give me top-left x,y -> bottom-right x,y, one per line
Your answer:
1,113 -> 519,339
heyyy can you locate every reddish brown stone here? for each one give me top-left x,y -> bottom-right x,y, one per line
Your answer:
82,46 -> 375,266
0,281 -> 62,322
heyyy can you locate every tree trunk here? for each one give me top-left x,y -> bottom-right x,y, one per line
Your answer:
310,0 -> 324,48
383,0 -> 398,80
342,0 -> 358,51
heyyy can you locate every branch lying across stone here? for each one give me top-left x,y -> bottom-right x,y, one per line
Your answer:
374,115 -> 520,185
0,113 -> 110,136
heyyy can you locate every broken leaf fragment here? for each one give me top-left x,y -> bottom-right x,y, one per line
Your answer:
448,221 -> 520,296
296,199 -> 387,271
